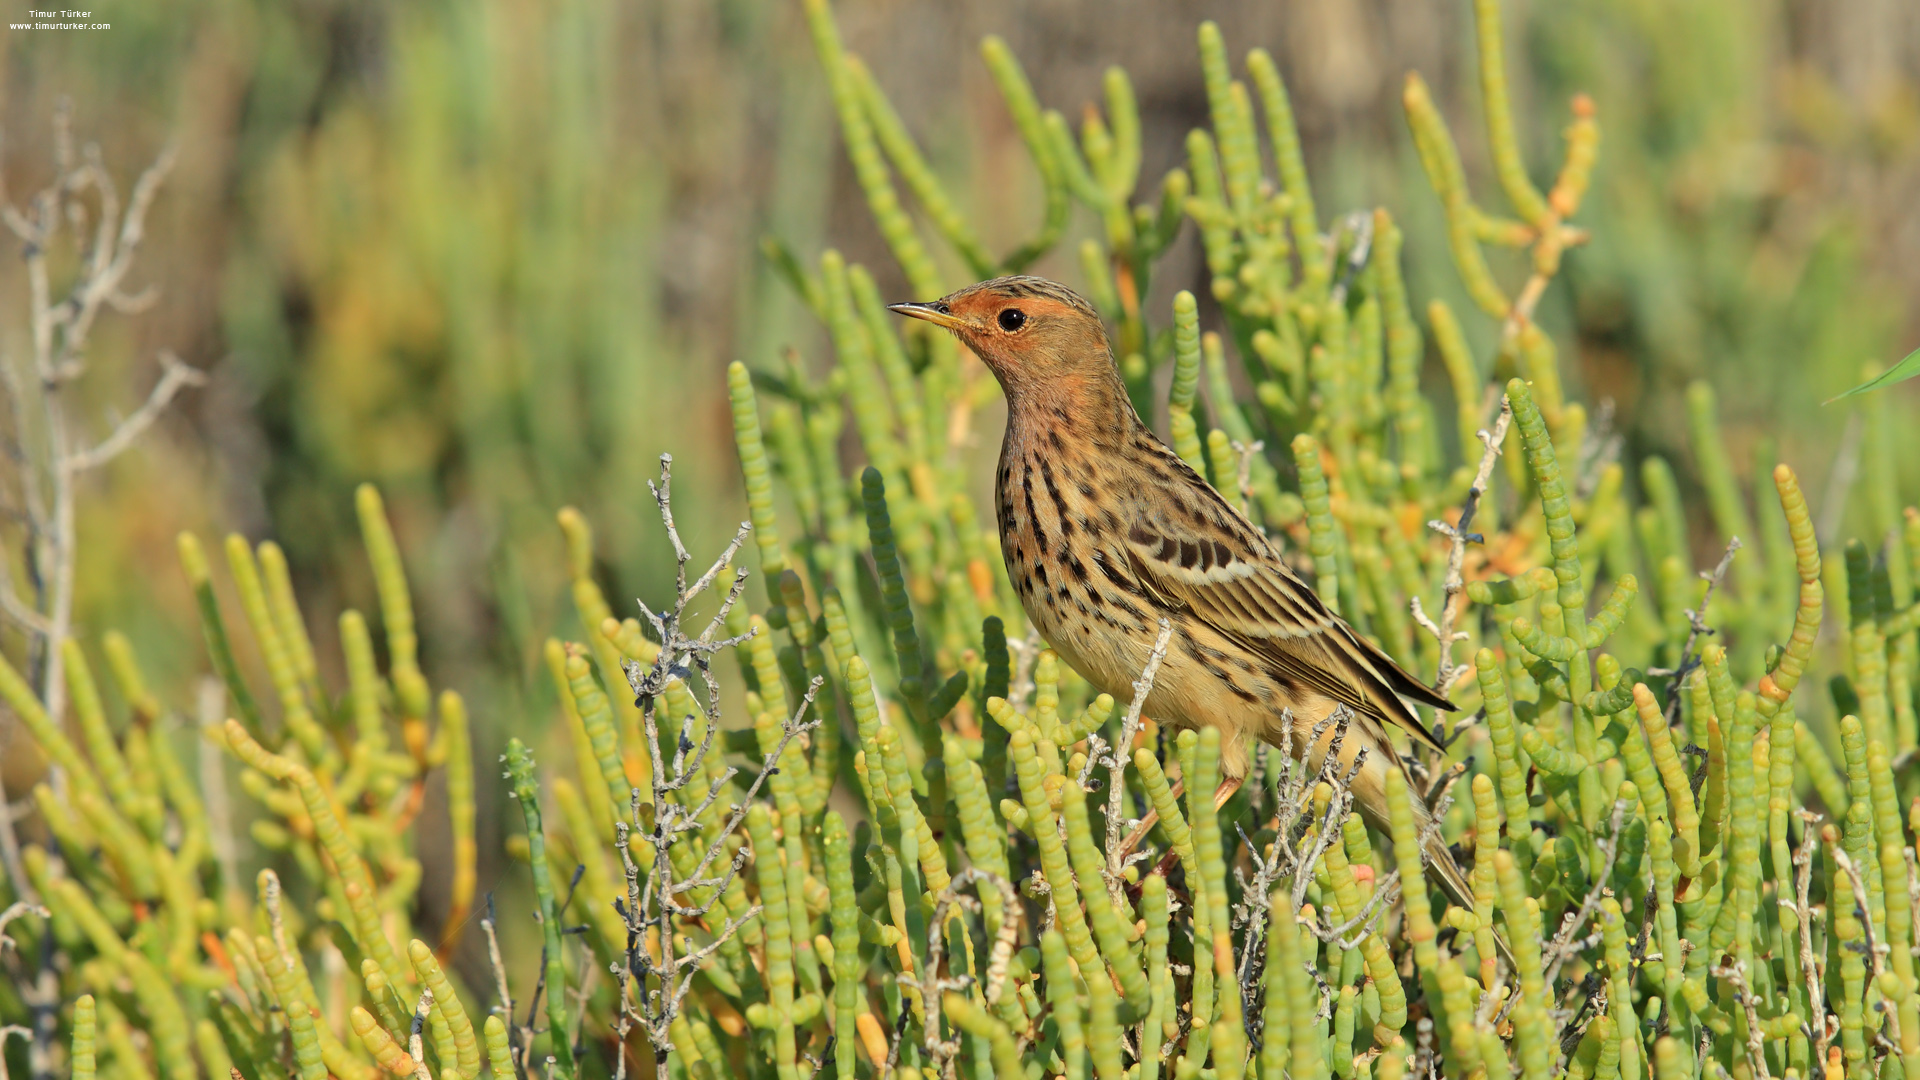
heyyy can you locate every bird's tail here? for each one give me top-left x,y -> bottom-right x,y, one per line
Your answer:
1422,829 -> 1477,910
1422,830 -> 1517,974
1343,739 -> 1516,976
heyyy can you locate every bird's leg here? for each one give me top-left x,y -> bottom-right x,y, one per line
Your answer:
1151,847 -> 1181,880
1117,777 -> 1252,895
1114,779 -> 1182,863
1139,777 -> 1250,883
1112,774 -> 1245,870
1212,774 -> 1245,810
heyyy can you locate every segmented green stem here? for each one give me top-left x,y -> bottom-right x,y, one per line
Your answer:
504,740 -> 574,1078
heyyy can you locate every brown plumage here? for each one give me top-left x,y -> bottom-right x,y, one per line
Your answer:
891,275 -> 1477,910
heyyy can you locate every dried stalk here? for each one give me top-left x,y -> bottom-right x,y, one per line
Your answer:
1420,394 -> 1513,697
0,106 -> 199,1080
609,454 -> 821,1080
1794,813 -> 1832,1070
1833,847 -> 1902,1049
1709,958 -> 1772,1080
1097,618 -> 1172,900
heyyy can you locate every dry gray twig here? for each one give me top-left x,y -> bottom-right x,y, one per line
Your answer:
1793,813 -> 1833,1070
1422,394 -> 1514,699
1095,618 -> 1172,901
1543,796 -> 1632,992
608,454 -> 823,1080
0,903 -> 48,952
408,991 -> 435,1080
1709,958 -> 1772,1080
0,109 -> 197,738
1834,847 -> 1902,1049
0,106 -> 199,1080
0,1025 -> 36,1080
908,868 -> 1022,1077
1647,538 -> 1742,739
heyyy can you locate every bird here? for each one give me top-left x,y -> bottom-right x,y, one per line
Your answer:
890,274 -> 1479,913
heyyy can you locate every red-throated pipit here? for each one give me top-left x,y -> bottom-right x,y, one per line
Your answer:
893,276 -> 1475,908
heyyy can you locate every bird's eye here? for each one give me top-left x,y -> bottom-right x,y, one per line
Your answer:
998,308 -> 1027,332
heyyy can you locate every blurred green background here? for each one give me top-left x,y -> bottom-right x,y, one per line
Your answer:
2,0 -> 1917,918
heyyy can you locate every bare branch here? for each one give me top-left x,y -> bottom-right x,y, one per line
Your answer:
910,869 -> 1020,1075
1293,720 -> 1364,912
1488,795 -> 1631,1036
51,145 -> 178,372
409,991 -> 435,1080
1541,796 -> 1631,992
0,903 -> 49,952
1709,958 -> 1771,1080
1098,618 -> 1172,898
0,115 -> 186,759
1646,536 -> 1742,680
1312,869 -> 1399,948
1793,812 -> 1831,1069
611,453 -> 834,1080
64,351 -> 204,472
0,1025 -> 36,1080
0,581 -> 53,636
1422,393 -> 1513,697
1646,537 -> 1745,743
1834,846 -> 1902,1049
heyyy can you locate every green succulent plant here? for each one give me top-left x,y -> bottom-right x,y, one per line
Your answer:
3,3 -> 1918,1080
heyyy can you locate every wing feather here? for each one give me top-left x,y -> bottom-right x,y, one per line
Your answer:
1118,500 -> 1454,754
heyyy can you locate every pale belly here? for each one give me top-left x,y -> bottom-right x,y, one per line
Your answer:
1022,595 -> 1371,782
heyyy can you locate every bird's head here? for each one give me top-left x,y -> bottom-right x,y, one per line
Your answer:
889,276 -> 1120,399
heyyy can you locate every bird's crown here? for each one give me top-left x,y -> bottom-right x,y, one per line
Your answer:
949,275 -> 1101,320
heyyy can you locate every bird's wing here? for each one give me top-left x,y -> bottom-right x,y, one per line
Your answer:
1116,487 -> 1454,755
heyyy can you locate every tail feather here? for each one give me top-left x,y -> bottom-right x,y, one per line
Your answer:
1352,754 -> 1517,976
1423,829 -> 1517,974
1279,704 -> 1515,977
1422,830 -> 1478,910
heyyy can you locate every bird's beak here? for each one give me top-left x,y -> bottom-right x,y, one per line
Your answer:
887,301 -> 966,332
